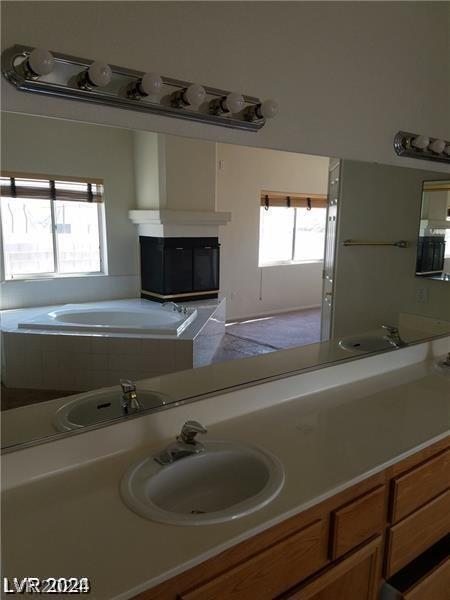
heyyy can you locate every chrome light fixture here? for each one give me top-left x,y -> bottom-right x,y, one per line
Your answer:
2,44 -> 278,132
394,131 -> 450,164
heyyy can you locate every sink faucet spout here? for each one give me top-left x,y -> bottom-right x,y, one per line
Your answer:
154,420 -> 208,465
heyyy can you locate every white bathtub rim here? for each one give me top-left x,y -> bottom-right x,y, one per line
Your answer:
17,302 -> 197,336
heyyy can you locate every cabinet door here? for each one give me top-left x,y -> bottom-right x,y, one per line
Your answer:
193,246 -> 219,291
163,247 -> 193,294
284,537 -> 381,600
180,520 -> 326,600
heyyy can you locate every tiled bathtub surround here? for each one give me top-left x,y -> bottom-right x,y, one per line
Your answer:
1,299 -> 225,391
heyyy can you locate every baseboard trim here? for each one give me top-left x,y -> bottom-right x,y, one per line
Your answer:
141,289 -> 219,303
227,304 -> 321,323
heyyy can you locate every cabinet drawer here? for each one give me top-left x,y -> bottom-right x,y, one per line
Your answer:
390,449 -> 450,524
331,485 -> 385,559
180,519 -> 327,600
403,558 -> 450,600
283,537 -> 381,600
386,490 -> 450,577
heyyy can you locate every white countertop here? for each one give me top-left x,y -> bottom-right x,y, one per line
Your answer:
2,341 -> 450,600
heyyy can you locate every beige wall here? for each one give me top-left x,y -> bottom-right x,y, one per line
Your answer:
332,161 -> 450,337
165,135 -> 217,211
217,144 -> 329,320
1,2 -> 449,172
133,131 -> 217,211
1,113 -> 139,309
133,131 -> 162,210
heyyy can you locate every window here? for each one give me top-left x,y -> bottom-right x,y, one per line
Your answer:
259,192 -> 327,266
445,219 -> 450,259
0,175 -> 105,280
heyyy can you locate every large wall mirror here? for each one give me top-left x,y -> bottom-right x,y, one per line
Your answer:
416,180 -> 450,281
1,112 -> 450,450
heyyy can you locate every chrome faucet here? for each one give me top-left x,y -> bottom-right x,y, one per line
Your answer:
120,379 -> 142,413
161,301 -> 187,314
382,325 -> 407,349
154,420 -> 208,465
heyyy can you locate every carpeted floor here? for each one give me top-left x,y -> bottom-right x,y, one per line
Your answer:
209,308 -> 321,364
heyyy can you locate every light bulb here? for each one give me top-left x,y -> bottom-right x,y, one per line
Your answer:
140,72 -> 163,96
183,83 -> 206,107
411,135 -> 429,150
27,48 -> 55,76
429,139 -> 446,154
224,92 -> 245,114
260,99 -> 278,119
87,62 -> 112,87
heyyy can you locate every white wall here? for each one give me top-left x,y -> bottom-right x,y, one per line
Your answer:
1,2 -> 449,172
217,144 -> 329,320
1,113 -> 139,309
332,161 -> 450,337
165,135 -> 217,211
133,131 -> 162,210
133,131 -> 217,211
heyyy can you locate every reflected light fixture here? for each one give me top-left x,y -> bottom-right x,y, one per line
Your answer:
429,139 -> 446,154
411,135 -> 430,150
394,131 -> 450,164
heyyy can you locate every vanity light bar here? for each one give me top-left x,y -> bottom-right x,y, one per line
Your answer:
394,131 -> 450,164
1,45 -> 278,132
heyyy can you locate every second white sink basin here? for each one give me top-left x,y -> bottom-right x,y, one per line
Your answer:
339,334 -> 393,354
120,441 -> 285,525
53,388 -> 169,432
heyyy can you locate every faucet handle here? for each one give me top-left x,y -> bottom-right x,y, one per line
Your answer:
120,378 -> 136,393
178,420 -> 207,445
382,324 -> 398,334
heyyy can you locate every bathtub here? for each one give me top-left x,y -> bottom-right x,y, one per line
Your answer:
17,299 -> 198,336
2,298 -> 225,392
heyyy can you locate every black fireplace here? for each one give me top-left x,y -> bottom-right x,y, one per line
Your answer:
140,237 -> 220,302
416,235 -> 446,276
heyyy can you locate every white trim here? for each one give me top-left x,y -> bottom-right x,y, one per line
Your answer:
259,259 -> 324,267
3,271 -> 106,283
129,209 -> 231,226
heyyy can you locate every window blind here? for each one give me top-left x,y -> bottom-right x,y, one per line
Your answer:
0,174 -> 104,203
260,191 -> 327,209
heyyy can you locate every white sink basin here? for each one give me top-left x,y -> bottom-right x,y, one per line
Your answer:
339,334 -> 393,354
53,388 -> 169,432
120,441 -> 285,525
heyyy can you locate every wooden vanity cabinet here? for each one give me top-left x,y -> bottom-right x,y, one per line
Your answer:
135,437 -> 449,600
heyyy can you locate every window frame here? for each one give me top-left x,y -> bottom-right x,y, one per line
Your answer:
258,205 -> 326,267
0,175 -> 107,282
